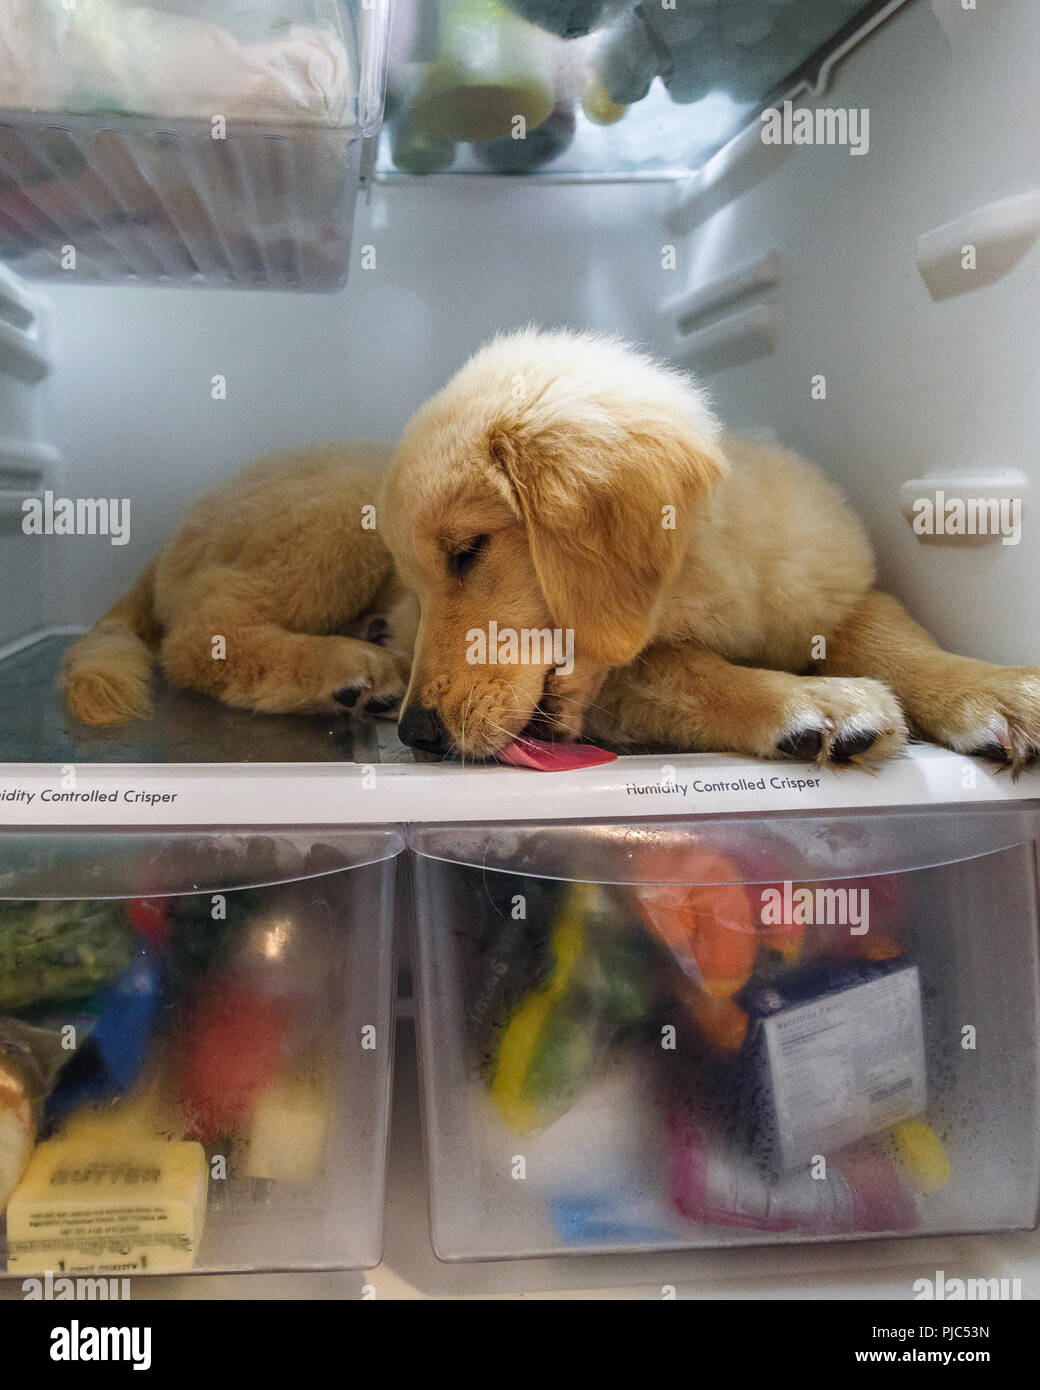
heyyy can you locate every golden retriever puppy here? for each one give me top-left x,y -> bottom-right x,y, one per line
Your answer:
383,328 -> 1040,770
61,444 -> 415,726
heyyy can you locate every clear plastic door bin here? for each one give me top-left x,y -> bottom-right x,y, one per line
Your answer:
0,2 -> 390,289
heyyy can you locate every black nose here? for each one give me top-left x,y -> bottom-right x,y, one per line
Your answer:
398,703 -> 452,754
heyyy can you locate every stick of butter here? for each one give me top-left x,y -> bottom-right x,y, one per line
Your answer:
6,1107 -> 208,1276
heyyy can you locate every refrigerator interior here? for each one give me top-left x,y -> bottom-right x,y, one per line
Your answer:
1,0 -> 1036,727
0,0 -> 1039,1299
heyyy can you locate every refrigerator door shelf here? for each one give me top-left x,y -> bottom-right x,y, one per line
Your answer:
378,0 -> 912,180
0,2 -> 390,290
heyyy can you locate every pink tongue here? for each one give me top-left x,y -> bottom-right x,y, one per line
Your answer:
495,736 -> 618,771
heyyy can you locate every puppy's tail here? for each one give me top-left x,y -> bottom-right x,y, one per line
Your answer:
60,562 -> 160,726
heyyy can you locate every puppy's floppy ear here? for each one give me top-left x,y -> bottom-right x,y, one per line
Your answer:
489,416 -> 726,667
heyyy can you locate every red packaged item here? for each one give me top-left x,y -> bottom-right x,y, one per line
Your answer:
178,983 -> 289,1144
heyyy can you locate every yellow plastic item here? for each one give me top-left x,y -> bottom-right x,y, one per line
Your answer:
246,1060 -> 331,1184
582,76 -> 628,126
490,882 -> 593,1134
410,0 -> 555,141
891,1117 -> 951,1193
6,1105 -> 208,1276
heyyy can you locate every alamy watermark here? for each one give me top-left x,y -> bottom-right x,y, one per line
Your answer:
49,1320 -> 151,1371
23,1272 -> 130,1301
760,881 -> 869,934
760,99 -> 869,156
466,621 -> 575,677
911,490 -> 1021,545
22,491 -> 130,546
913,1270 -> 1021,1301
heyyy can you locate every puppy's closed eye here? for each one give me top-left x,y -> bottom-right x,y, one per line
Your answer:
447,534 -> 489,580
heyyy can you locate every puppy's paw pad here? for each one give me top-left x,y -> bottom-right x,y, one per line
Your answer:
831,728 -> 879,764
970,740 -> 1013,764
963,719 -> 1038,775
362,692 -> 403,719
333,677 -> 372,709
773,678 -> 907,769
363,616 -> 392,648
776,727 -> 824,761
928,669 -> 1040,773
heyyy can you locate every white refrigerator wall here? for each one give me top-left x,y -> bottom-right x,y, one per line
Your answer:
30,178 -> 675,631
669,0 -> 1040,666
23,0 -> 1040,668
0,269 -> 63,648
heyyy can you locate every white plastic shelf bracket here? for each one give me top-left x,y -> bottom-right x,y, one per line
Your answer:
916,188 -> 1040,302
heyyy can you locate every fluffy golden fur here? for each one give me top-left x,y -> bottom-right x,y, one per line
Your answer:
383,329 -> 1040,769
63,329 -> 1040,772
61,445 -> 414,726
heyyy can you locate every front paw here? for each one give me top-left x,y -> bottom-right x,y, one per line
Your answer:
539,665 -> 607,742
330,646 -> 407,720
912,666 -> 1040,774
340,612 -> 394,647
772,677 -> 909,769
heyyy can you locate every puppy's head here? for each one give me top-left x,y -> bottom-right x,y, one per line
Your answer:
383,328 -> 725,759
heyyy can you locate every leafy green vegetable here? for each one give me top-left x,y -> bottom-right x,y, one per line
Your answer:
166,889 -> 264,986
0,901 -> 136,1012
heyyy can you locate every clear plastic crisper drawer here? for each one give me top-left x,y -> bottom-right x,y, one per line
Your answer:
0,2 -> 390,289
410,807 -> 1040,1260
0,825 -> 401,1276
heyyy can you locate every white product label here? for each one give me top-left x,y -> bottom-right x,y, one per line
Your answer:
763,967 -> 927,1169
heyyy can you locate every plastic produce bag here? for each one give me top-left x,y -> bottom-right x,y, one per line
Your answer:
0,1018 -> 68,1207
0,900 -> 136,1012
483,882 -> 654,1133
0,0 -> 356,125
